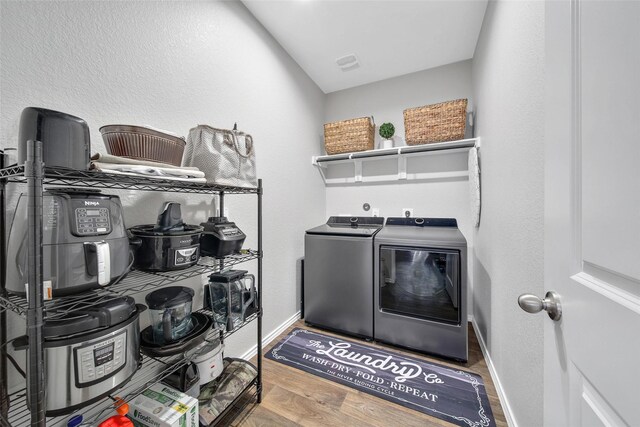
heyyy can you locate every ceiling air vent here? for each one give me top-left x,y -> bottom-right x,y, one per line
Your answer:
336,54 -> 360,72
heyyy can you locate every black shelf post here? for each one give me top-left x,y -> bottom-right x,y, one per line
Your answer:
257,179 -> 263,403
0,152 -> 9,421
24,140 -> 46,426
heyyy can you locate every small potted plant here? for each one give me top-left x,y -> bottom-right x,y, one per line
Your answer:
379,122 -> 395,149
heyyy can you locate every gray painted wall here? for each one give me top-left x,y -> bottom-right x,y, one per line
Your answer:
323,61 -> 476,314
325,60 -> 474,149
471,1 -> 545,426
0,0 -> 325,389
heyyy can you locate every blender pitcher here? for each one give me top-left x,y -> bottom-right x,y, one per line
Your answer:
145,286 -> 195,343
208,270 -> 256,332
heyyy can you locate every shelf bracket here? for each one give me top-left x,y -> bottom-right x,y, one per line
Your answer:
354,160 -> 363,182
398,155 -> 407,180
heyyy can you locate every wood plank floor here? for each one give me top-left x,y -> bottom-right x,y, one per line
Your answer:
232,320 -> 507,426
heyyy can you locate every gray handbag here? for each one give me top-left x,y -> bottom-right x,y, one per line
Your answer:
182,124 -> 257,188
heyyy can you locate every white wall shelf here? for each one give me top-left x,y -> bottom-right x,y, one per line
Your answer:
312,138 -> 479,185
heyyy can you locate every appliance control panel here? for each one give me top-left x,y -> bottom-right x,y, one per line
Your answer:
220,225 -> 243,238
74,207 -> 112,235
172,245 -> 199,266
75,331 -> 127,386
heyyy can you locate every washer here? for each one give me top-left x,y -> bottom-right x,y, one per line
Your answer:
374,217 -> 468,361
304,216 -> 385,339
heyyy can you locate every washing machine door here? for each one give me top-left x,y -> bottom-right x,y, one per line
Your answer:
379,246 -> 460,324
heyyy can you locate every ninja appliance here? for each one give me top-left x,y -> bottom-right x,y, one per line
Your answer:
140,286 -> 212,357
207,270 -> 256,332
199,216 -> 246,258
13,296 -> 144,415
18,107 -> 91,170
129,202 -> 203,271
6,189 -> 132,297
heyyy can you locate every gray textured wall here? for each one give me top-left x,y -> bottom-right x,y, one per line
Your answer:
0,0 -> 326,390
471,1 -> 545,426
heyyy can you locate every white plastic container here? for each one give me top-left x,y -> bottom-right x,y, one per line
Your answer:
193,340 -> 224,385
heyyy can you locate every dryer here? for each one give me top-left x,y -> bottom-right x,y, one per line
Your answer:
374,217 -> 468,361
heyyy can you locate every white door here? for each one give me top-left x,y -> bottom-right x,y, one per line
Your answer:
539,0 -> 640,426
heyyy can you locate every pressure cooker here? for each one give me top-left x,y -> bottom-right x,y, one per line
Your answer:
13,296 -> 144,416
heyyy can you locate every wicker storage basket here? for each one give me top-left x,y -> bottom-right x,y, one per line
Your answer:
99,124 -> 186,166
324,116 -> 375,155
403,99 -> 467,145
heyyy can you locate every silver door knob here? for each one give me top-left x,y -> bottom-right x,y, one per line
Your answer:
517,291 -> 562,321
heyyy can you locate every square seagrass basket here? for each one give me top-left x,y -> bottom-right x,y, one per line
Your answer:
403,99 -> 468,145
324,116 -> 375,155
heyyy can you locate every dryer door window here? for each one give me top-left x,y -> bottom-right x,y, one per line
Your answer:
379,246 -> 460,325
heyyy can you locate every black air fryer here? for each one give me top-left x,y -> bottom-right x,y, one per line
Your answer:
200,216 -> 246,258
18,107 -> 91,170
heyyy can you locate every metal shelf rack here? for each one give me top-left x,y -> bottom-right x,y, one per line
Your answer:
1,312 -> 259,427
0,251 -> 260,320
0,141 -> 264,426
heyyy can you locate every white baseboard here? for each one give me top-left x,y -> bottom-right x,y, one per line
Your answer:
240,310 -> 301,360
471,317 -> 517,427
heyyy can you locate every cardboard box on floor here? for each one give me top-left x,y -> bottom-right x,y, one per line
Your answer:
129,383 -> 198,427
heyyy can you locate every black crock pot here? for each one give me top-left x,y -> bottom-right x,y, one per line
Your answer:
129,202 -> 203,271
129,224 -> 203,271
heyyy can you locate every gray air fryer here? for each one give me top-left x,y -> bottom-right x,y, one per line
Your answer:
6,189 -> 132,297
18,107 -> 91,170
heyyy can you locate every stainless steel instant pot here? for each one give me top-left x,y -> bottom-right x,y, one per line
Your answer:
6,189 -> 132,297
14,296 -> 144,416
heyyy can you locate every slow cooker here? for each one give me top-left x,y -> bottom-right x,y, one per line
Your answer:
129,202 -> 203,271
13,296 -> 144,416
193,338 -> 224,386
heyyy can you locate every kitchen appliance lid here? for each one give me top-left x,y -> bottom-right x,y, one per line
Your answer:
208,269 -> 248,283
43,296 -> 138,338
201,216 -> 243,231
154,202 -> 185,232
201,216 -> 231,229
193,338 -> 222,362
145,286 -> 195,310
129,223 -> 203,237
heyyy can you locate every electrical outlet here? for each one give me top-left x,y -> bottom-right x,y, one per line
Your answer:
223,207 -> 229,217
402,208 -> 413,218
372,208 -> 380,217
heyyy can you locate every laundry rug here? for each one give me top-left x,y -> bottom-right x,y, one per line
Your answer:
266,328 -> 495,427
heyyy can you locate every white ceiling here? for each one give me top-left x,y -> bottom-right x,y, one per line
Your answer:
242,0 -> 488,93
